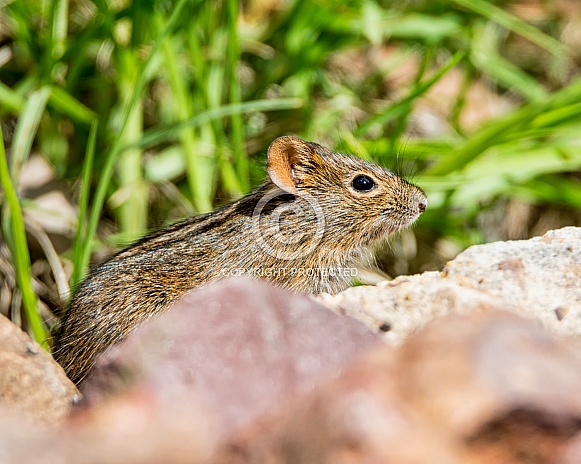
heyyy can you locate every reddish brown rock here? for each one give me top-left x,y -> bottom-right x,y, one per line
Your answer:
63,390 -> 218,464
216,348 -> 464,464
0,409 -> 55,464
81,277 -> 382,433
397,310 -> 581,463
214,310 -> 581,464
0,392 -> 217,464
559,432 -> 581,464
0,314 -> 78,424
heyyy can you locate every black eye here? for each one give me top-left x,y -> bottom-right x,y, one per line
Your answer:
351,174 -> 375,192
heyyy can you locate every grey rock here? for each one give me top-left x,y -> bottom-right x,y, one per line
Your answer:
319,227 -> 581,344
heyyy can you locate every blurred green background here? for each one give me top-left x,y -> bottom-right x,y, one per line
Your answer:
1,0 -> 581,346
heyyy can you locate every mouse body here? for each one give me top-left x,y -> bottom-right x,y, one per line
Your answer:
52,136 -> 427,384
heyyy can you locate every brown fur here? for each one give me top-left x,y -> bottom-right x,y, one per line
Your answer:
52,136 -> 427,384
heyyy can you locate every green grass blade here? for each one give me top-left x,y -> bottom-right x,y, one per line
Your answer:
387,45 -> 435,156
70,120 -> 98,288
426,110 -> 530,176
227,0 -> 248,192
515,176 -> 581,209
0,128 -> 48,347
355,51 -> 465,137
48,86 -> 97,123
383,13 -> 462,43
449,0 -> 565,56
128,98 -> 304,152
0,81 -> 25,113
158,16 -> 214,212
115,48 -> 146,238
78,0 -> 191,285
427,76 -> 581,176
10,87 -> 51,179
471,22 -> 548,101
531,102 -> 581,129
50,0 -> 68,60
205,29 -> 231,200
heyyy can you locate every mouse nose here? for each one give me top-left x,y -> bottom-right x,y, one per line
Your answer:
418,199 -> 427,214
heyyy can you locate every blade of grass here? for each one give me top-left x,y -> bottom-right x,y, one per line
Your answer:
382,13 -> 462,43
444,145 -> 581,208
185,10 -> 222,206
9,87 -> 51,180
0,81 -> 25,113
158,15 -> 214,212
388,45 -> 436,156
77,0 -> 190,285
127,97 -> 303,152
471,22 -> 547,101
227,0 -> 248,192
514,176 -> 581,209
427,76 -> 581,175
50,0 -> 68,60
25,220 -> 69,304
206,28 -> 243,198
448,0 -> 565,56
362,0 -> 384,45
355,51 -> 465,137
48,85 -> 97,123
450,63 -> 475,134
531,102 -> 581,129
5,3 -> 35,62
0,128 -> 48,347
70,120 -> 98,289
115,48 -> 146,237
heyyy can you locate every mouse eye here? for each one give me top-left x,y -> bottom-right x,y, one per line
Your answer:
351,174 -> 375,192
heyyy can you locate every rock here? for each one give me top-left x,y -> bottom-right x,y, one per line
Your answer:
0,393 -> 217,464
4,261 -> 581,463
319,227 -> 581,345
80,277 -> 382,433
444,227 -> 581,341
0,409 -> 56,464
0,314 -> 79,424
560,432 -> 581,464
397,311 -> 581,457
63,390 -> 218,464
214,310 -> 581,464
215,343 -> 463,464
319,271 -> 507,345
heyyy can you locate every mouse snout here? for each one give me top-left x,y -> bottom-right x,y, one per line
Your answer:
418,198 -> 427,214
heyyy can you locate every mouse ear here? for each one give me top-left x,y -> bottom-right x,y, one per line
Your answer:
267,136 -> 313,194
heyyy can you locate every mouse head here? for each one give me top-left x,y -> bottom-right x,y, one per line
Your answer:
267,136 -> 427,249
